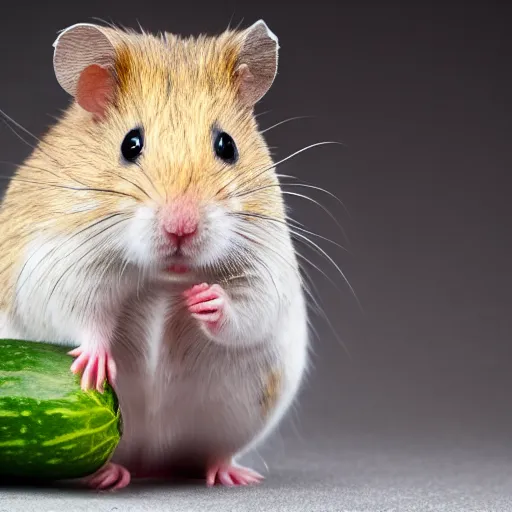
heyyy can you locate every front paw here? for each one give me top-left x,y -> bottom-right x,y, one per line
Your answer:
69,345 -> 116,393
183,283 -> 227,333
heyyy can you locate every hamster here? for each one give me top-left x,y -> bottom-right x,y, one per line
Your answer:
0,20 -> 309,490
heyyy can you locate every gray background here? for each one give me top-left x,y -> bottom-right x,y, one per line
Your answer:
1,1 -> 511,511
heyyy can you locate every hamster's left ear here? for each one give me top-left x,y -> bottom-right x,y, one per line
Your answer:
234,20 -> 279,107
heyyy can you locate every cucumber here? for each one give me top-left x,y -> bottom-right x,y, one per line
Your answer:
0,339 -> 121,480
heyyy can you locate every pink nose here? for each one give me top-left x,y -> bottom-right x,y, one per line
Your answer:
164,226 -> 197,246
161,200 -> 199,247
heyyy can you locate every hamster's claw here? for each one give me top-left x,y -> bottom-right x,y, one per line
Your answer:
69,345 -> 116,393
83,462 -> 131,492
184,283 -> 227,329
205,463 -> 264,487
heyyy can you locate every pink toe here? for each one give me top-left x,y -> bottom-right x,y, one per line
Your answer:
229,472 -> 245,485
218,471 -> 235,486
81,357 -> 97,391
243,475 -> 261,485
96,467 -> 119,490
86,466 -> 108,488
86,463 -> 130,491
188,298 -> 222,314
114,466 -> 131,490
96,352 -> 106,393
70,352 -> 88,374
107,356 -> 117,384
205,463 -> 262,488
186,290 -> 219,307
183,283 -> 209,298
206,468 -> 217,487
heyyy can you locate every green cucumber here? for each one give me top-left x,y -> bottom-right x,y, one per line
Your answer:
0,339 -> 121,480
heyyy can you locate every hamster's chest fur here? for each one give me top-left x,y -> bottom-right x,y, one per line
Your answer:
109,288 -> 292,475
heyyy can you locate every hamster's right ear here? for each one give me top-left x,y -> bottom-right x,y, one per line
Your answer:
53,23 -> 117,119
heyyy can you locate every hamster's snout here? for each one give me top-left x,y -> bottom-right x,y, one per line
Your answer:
160,197 -> 200,250
134,193 -> 231,274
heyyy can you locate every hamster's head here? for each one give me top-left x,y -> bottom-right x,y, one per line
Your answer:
50,21 -> 288,278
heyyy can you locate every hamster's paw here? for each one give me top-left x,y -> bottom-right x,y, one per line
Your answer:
184,283 -> 227,331
69,345 -> 116,393
205,462 -> 264,487
83,462 -> 131,492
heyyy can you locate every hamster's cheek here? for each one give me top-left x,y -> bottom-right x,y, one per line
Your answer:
192,206 -> 237,267
122,205 -> 161,268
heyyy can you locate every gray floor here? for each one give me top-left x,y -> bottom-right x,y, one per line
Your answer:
2,417 -> 512,512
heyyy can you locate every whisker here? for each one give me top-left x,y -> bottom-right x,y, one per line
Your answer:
294,249 -> 341,294
231,240 -> 282,310
275,173 -> 299,180
101,167 -> 152,201
237,141 -> 345,197
0,109 -> 67,168
135,161 -> 163,202
15,213 -> 129,299
282,190 -> 350,245
0,111 -> 156,202
219,141 -> 344,199
0,118 -> 38,154
0,108 -> 46,147
232,224 -> 299,277
229,181 -> 350,241
290,226 -> 348,253
291,229 -> 361,309
70,229 -> 127,323
229,210 -> 360,309
296,255 -> 351,357
0,161 -> 89,188
280,181 -> 350,217
253,140 -> 345,176
233,215 -> 352,355
229,211 -> 348,252
0,175 -> 139,201
255,110 -> 271,120
260,116 -> 313,134
45,217 -> 130,304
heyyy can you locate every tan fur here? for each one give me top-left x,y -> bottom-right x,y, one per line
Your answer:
0,25 -> 285,311
260,368 -> 283,417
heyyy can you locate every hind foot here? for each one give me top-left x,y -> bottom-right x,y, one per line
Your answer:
205,462 -> 264,487
83,462 -> 131,491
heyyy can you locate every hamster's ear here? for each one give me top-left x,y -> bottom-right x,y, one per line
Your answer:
234,20 -> 279,106
53,23 -> 116,119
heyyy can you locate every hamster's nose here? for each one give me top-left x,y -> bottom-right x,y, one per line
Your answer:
164,227 -> 197,247
161,199 -> 200,247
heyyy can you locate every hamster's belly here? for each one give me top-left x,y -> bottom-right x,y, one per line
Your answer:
113,365 -> 268,474
110,290 -> 305,475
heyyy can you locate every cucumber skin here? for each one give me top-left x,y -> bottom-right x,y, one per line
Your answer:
0,339 -> 121,480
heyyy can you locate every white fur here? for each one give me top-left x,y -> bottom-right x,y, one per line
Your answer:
124,205 -> 158,269
7,222 -> 138,347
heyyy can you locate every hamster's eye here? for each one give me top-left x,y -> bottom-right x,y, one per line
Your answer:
214,131 -> 238,164
121,128 -> 144,162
